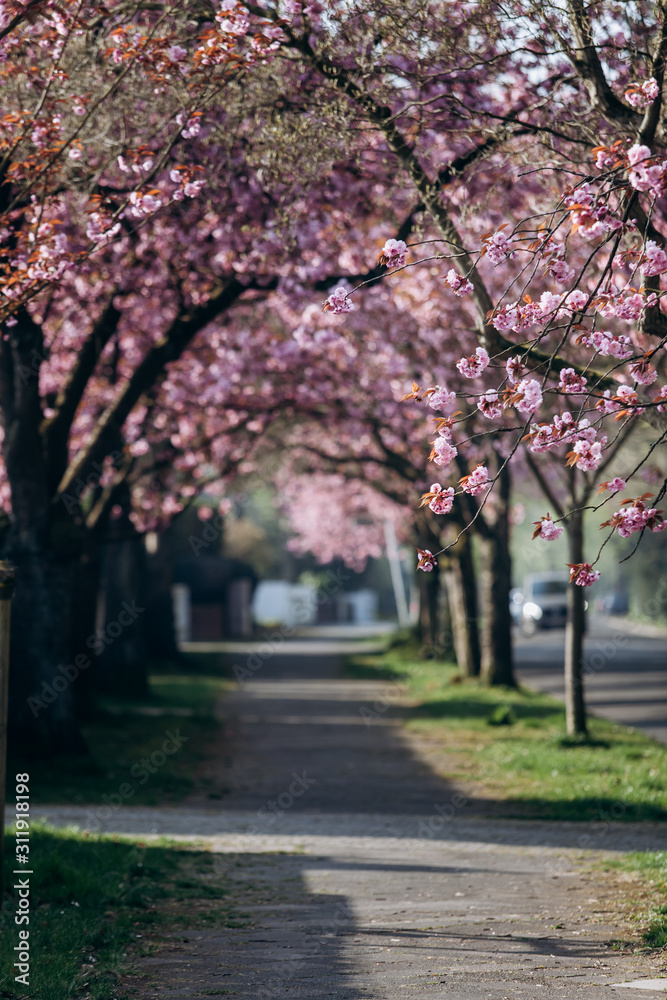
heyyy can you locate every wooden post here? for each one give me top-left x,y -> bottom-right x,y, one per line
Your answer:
0,561 -> 15,900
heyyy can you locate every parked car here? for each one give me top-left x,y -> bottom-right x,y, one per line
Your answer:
512,571 -> 570,636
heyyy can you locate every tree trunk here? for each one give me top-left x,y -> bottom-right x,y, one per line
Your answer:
69,545 -> 101,721
1,308 -> 86,753
95,532 -> 150,698
479,464 -> 515,687
564,509 -> 588,736
418,564 -> 440,652
7,542 -> 86,754
443,533 -> 480,677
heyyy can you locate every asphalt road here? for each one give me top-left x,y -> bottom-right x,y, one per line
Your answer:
515,614 -> 667,743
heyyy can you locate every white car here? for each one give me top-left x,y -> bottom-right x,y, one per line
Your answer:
513,572 -> 569,636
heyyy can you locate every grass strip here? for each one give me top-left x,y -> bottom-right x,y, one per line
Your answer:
9,664 -> 233,807
601,851 -> 667,950
0,823 -> 248,1000
345,642 -> 667,821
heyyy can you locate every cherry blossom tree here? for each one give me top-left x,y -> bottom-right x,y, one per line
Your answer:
261,0 -> 667,733
0,0 -> 384,750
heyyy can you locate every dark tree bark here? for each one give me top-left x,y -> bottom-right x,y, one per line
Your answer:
1,309 -> 86,753
442,532 -> 480,677
0,280 -> 246,752
418,563 -> 440,651
69,543 -> 101,721
479,462 -> 516,687
95,529 -> 150,698
564,508 -> 588,736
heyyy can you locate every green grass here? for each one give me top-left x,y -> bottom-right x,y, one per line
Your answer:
0,823 -> 249,1000
601,852 -> 667,949
344,643 -> 667,821
9,659 -> 233,806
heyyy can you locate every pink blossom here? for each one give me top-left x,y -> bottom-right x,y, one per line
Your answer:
527,423 -> 555,452
602,498 -> 665,538
565,185 -> 619,239
569,563 -> 601,587
588,330 -> 634,360
538,291 -> 563,320
427,384 -> 456,411
431,435 -> 458,467
506,356 -> 525,385
180,116 -> 201,139
417,548 -> 437,572
628,144 -> 652,167
427,484 -> 455,515
379,238 -> 407,268
628,358 -> 658,385
445,269 -> 473,296
68,147 -> 82,160
533,516 -> 564,541
596,390 -> 620,415
625,79 -> 660,109
563,289 -> 588,312
614,385 -> 645,412
654,385 -> 667,412
491,304 -> 519,331
548,257 -> 576,284
570,436 -> 606,472
483,229 -> 516,265
323,286 -> 353,314
183,179 -> 205,198
615,292 -> 648,321
477,390 -> 503,420
558,368 -> 587,393
641,239 -> 667,275
514,377 -> 542,415
627,147 -> 666,195
599,477 -> 627,493
456,346 -> 490,378
460,464 -> 489,496
168,45 -> 188,62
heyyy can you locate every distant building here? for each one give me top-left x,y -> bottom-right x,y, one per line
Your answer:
172,555 -> 256,640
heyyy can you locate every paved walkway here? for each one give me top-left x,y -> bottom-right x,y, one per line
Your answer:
34,648 -> 667,998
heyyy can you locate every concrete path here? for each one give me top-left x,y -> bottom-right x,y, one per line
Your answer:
34,647 -> 667,998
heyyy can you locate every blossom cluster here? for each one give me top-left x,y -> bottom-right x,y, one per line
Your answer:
445,269 -> 473,296
625,78 -> 660,109
532,514 -> 564,542
378,238 -> 407,268
601,496 -> 665,538
456,346 -> 489,378
568,563 -> 601,588
482,228 -> 517,265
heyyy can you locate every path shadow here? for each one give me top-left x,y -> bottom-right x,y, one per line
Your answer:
185,650 -> 667,843
123,848 -> 634,999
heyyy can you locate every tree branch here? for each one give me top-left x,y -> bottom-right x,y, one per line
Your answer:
43,297 -> 122,491
566,0 -> 639,127
524,448 -> 566,520
56,276 -> 247,500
